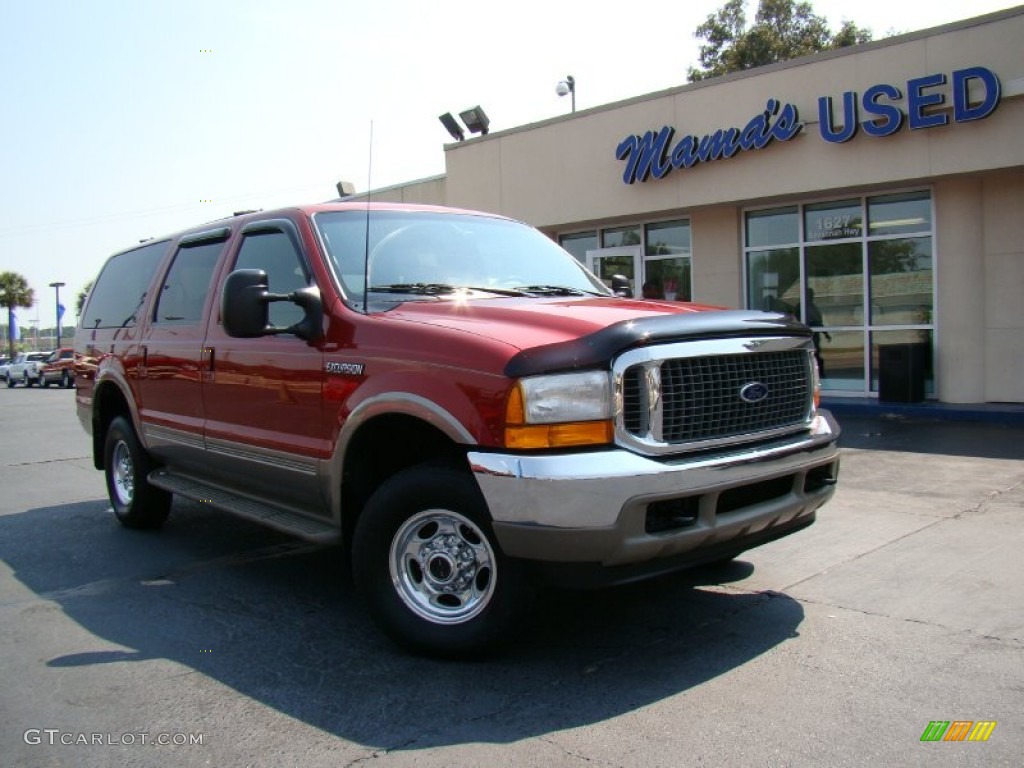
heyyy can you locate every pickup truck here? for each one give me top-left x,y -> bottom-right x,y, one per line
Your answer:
41,347 -> 76,388
75,202 -> 840,656
7,351 -> 50,387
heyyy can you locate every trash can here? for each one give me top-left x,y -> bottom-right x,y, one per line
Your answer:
878,343 -> 928,403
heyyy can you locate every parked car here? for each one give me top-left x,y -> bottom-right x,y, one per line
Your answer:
76,201 -> 840,656
7,352 -> 51,387
0,356 -> 10,383
41,347 -> 76,388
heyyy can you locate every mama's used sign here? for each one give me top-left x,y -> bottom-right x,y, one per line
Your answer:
616,66 -> 1001,185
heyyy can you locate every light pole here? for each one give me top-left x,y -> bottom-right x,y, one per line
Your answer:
49,281 -> 65,349
556,75 -> 576,113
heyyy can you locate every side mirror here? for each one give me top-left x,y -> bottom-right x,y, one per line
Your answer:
222,270 -> 269,337
221,269 -> 323,341
610,274 -> 633,298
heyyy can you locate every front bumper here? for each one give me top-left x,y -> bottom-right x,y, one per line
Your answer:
469,410 -> 840,576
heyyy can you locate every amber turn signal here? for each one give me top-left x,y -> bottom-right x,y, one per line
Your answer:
504,420 -> 614,450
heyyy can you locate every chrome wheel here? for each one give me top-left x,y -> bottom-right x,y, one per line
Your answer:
389,509 -> 496,625
110,439 -> 135,507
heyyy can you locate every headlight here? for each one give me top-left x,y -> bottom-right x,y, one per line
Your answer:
504,371 -> 613,449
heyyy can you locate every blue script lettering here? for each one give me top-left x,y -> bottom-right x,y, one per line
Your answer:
615,126 -> 675,184
616,99 -> 802,184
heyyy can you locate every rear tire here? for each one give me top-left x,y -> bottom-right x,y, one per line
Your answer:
103,416 -> 171,529
352,465 -> 531,657
61,370 -> 72,388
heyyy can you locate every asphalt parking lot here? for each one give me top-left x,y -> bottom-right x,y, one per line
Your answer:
1,387 -> 1021,767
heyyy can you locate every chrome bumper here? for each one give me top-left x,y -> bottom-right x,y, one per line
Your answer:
468,410 -> 840,567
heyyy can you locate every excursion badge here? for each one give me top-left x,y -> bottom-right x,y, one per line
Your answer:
325,361 -> 365,376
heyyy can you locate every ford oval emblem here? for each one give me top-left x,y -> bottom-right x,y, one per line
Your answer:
740,382 -> 770,404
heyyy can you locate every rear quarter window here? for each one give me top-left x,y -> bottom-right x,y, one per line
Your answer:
81,240 -> 170,329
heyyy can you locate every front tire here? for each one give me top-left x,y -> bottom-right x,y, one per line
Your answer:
103,416 -> 171,529
352,465 -> 531,657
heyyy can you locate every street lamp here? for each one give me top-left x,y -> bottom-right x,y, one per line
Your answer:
556,75 -> 576,113
49,281 -> 65,349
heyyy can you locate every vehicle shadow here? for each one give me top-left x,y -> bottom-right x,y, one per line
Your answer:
837,415 -> 1024,460
1,499 -> 803,751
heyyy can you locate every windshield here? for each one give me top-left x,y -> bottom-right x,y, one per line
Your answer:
313,210 -> 610,308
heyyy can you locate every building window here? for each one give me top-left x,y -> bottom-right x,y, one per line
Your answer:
559,231 -> 597,263
744,190 -> 934,396
601,226 -> 641,248
559,219 -> 693,301
644,220 -> 692,301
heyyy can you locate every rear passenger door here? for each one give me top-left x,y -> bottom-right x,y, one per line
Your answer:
201,218 -> 327,515
137,228 -> 228,471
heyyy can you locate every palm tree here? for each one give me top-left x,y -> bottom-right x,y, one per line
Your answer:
1,271 -> 35,360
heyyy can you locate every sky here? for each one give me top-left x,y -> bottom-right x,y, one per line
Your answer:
1,0 -> 1020,329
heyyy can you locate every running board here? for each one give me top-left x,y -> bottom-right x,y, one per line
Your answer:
149,470 -> 339,543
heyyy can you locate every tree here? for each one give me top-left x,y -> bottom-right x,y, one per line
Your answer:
1,271 -> 35,360
76,279 -> 94,318
688,0 -> 872,82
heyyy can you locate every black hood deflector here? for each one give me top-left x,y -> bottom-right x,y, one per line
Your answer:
504,310 -> 811,378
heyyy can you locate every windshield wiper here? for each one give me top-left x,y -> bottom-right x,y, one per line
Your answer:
369,283 -> 456,295
513,285 -> 595,296
369,283 -> 597,298
370,284 -> 533,298
459,285 -> 531,297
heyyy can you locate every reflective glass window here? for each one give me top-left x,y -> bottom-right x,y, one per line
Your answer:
868,192 -> 931,236
645,221 -> 691,257
234,231 -> 309,328
869,237 -> 933,325
805,242 -> 864,326
601,226 -> 641,248
81,240 -> 169,329
154,240 -> 224,324
819,331 -> 865,391
804,199 -> 863,241
746,248 -> 799,313
746,207 -> 797,248
559,231 -> 597,263
642,258 -> 692,301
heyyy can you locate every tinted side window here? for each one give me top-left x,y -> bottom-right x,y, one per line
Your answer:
81,241 -> 169,329
233,231 -> 309,328
154,240 -> 225,324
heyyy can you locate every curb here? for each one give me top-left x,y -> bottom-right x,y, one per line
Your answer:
822,397 -> 1024,425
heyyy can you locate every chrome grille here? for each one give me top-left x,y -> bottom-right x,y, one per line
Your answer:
618,343 -> 813,452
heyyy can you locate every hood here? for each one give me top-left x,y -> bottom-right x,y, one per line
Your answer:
385,296 -> 718,350
384,296 -> 809,377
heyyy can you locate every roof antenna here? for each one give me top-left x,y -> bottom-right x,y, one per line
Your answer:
362,120 -> 374,314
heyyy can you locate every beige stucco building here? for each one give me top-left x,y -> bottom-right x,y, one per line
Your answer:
357,7 -> 1024,405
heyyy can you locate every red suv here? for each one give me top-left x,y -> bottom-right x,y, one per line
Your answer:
75,202 -> 840,655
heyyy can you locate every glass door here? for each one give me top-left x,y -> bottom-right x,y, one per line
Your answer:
586,246 -> 642,298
